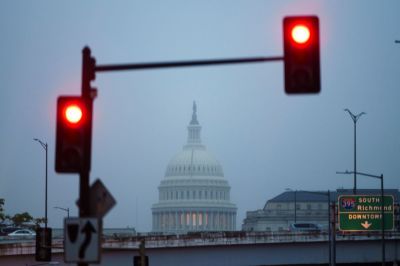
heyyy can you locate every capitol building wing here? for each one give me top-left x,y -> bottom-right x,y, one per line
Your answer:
152,103 -> 237,233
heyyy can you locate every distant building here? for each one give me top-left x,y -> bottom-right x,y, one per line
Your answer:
242,189 -> 400,232
152,102 -> 237,233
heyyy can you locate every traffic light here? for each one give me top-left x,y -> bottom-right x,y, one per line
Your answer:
55,96 -> 92,173
283,16 -> 320,94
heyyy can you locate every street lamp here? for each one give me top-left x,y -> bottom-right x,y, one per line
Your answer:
294,190 -> 297,223
54,206 -> 69,218
336,170 -> 385,266
293,190 -> 335,266
33,138 -> 48,229
344,109 -> 366,194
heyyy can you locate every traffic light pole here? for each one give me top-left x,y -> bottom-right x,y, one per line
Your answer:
77,47 -> 96,266
77,47 -> 283,266
94,55 -> 284,72
77,47 -> 284,266
74,41 -> 314,265
78,172 -> 90,266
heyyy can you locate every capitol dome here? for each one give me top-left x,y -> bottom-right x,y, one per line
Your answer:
152,102 -> 237,233
165,145 -> 224,179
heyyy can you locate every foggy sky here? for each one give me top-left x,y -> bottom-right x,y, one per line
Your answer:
1,1 -> 400,231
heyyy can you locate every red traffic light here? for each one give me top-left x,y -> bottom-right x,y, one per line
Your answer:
56,96 -> 92,173
291,24 -> 311,44
64,104 -> 83,124
283,16 -> 320,94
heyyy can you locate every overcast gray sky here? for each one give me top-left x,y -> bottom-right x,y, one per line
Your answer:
1,1 -> 400,231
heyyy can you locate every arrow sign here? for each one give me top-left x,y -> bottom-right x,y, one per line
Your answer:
338,195 -> 394,231
361,221 -> 372,229
64,217 -> 100,263
79,221 -> 96,259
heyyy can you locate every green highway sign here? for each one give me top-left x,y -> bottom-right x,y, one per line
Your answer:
338,195 -> 394,231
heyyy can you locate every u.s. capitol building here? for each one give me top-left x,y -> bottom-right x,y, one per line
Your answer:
152,103 -> 237,233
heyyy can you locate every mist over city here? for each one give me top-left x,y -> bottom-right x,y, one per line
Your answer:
1,1 -> 400,265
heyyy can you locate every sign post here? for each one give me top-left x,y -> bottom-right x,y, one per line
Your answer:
336,171 -> 387,266
338,195 -> 394,231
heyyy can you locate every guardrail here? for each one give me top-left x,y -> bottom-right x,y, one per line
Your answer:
102,231 -> 400,249
1,231 -> 399,256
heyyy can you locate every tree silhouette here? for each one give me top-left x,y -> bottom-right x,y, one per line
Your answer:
0,198 -> 4,221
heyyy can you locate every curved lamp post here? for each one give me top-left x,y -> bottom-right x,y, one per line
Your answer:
54,206 -> 70,218
344,109 -> 366,194
33,138 -> 48,229
293,190 -> 335,266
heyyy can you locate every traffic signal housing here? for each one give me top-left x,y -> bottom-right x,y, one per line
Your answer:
55,96 -> 92,173
283,16 -> 320,94
35,227 -> 52,261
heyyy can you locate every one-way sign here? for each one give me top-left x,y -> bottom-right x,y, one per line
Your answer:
64,217 -> 100,263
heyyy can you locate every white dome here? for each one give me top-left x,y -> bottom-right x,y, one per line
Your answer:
152,102 -> 237,233
165,146 -> 224,179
